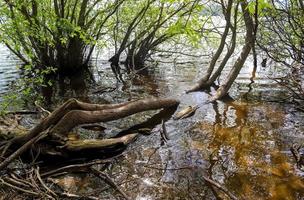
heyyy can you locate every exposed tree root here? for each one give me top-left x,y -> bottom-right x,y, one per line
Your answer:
0,97 -> 179,171
0,97 -> 179,199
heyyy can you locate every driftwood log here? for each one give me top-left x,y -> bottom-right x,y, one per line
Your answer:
0,98 -> 179,171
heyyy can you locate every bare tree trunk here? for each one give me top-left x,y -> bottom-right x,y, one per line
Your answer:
187,0 -> 233,92
203,3 -> 239,88
211,1 -> 254,101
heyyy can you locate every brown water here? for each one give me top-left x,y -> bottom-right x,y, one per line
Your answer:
1,46 -> 303,199
51,57 -> 304,200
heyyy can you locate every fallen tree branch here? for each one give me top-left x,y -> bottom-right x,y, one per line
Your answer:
41,158 -> 115,178
0,178 -> 39,196
65,133 -> 138,151
50,98 -> 179,136
0,98 -> 179,172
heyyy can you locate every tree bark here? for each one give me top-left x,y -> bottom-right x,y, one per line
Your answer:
187,0 -> 233,92
50,98 -> 179,136
0,98 -> 179,170
65,133 -> 138,151
204,3 -> 239,87
210,1 -> 254,101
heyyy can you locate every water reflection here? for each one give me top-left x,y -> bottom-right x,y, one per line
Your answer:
0,44 -> 20,96
189,100 -> 304,199
103,62 -> 304,199
0,44 -> 303,199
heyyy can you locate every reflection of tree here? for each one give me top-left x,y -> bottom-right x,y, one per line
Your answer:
203,100 -> 304,199
116,105 -> 177,137
242,62 -> 257,101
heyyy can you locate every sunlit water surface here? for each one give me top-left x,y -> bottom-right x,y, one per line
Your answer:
0,44 -> 20,95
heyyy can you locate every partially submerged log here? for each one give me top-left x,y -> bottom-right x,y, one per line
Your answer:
65,133 -> 138,151
0,98 -> 179,171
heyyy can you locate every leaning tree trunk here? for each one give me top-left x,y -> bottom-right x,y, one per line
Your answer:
187,0 -> 233,92
0,98 -> 179,171
210,1 -> 254,101
203,3 -> 239,88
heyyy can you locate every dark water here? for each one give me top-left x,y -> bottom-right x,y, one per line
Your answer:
0,46 -> 303,199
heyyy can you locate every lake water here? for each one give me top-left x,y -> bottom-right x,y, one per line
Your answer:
0,44 -> 303,199
0,44 -> 20,95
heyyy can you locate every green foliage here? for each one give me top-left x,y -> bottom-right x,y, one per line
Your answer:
257,0 -> 304,65
0,63 -> 53,114
0,0 -> 123,73
247,0 -> 272,15
0,0 -> 124,110
0,0 -> 207,72
0,78 -> 43,115
109,0 -> 205,67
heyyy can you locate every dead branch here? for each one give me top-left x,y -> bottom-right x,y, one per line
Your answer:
59,192 -> 100,200
0,98 -> 179,172
0,178 -> 39,196
203,176 -> 238,200
42,158 -> 115,178
35,167 -> 58,197
50,98 -> 179,136
0,97 -> 179,199
90,167 -> 129,200
65,133 -> 138,151
34,101 -> 51,116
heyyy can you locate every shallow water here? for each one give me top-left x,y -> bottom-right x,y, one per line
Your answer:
72,57 -> 303,199
0,46 -> 303,199
0,44 -> 20,95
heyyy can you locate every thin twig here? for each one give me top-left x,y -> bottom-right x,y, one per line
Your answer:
10,173 -> 35,188
60,192 -> 100,200
35,167 -> 58,198
47,178 -> 100,200
203,176 -> 238,200
0,178 -> 39,196
90,167 -> 129,200
41,159 -> 113,178
0,141 -> 12,158
3,177 -> 30,189
34,101 -> 51,116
